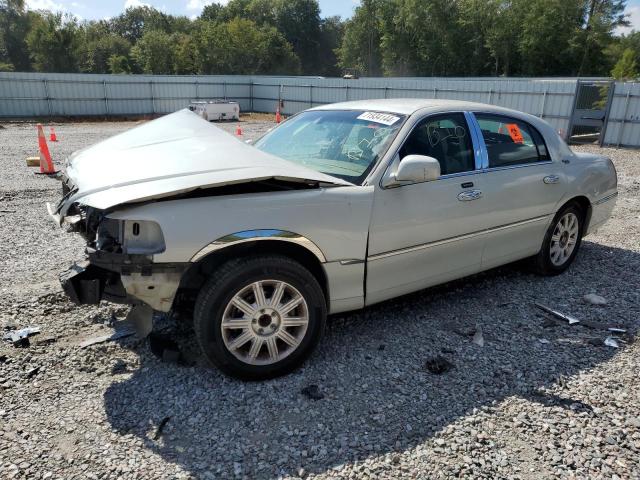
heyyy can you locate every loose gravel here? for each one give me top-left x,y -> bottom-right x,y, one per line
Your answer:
0,118 -> 639,479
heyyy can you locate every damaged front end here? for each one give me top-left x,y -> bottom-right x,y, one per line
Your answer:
54,196 -> 186,313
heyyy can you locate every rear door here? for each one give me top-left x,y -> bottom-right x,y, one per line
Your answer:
471,113 -> 567,268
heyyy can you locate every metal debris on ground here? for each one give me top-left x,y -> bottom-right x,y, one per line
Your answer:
424,355 -> 454,375
153,416 -> 171,440
79,324 -> 136,348
607,327 -> 627,333
472,325 -> 485,347
604,337 -> 620,348
535,303 -> 627,335
535,303 -> 580,324
300,384 -> 324,400
25,366 -> 40,379
3,326 -> 41,347
583,293 -> 607,305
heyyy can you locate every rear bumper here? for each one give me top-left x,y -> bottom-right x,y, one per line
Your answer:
59,254 -> 188,312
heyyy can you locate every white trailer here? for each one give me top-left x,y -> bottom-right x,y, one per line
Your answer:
188,100 -> 240,121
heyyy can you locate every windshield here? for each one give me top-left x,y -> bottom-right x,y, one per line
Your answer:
253,110 -> 406,184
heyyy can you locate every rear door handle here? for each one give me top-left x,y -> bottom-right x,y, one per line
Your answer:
457,190 -> 482,201
543,175 -> 560,184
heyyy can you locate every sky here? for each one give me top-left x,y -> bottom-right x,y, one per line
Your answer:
22,0 -> 640,33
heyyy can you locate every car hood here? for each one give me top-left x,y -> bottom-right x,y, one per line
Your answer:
55,109 -> 350,217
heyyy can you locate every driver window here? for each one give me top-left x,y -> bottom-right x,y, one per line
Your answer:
399,113 -> 475,175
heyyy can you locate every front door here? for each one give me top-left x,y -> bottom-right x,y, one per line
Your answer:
366,112 -> 487,306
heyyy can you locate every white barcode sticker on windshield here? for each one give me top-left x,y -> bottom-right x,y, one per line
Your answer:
356,111 -> 400,126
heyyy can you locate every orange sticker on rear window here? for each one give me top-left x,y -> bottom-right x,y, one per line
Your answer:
505,123 -> 524,144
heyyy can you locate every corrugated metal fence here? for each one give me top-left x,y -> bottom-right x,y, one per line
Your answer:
1,72 -> 638,147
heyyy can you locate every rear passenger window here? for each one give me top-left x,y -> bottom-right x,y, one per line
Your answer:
475,114 -> 549,168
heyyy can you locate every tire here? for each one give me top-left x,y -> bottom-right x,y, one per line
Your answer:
193,255 -> 326,380
530,202 -> 585,276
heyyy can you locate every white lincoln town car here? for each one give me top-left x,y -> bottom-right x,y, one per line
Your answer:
50,99 -> 617,379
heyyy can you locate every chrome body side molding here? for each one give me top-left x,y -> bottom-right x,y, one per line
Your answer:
368,215 -> 550,261
191,229 -> 327,263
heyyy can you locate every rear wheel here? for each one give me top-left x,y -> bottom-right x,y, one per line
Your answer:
194,255 -> 326,380
531,203 -> 584,275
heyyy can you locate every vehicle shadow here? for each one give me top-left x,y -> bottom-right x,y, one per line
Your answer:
103,240 -> 639,478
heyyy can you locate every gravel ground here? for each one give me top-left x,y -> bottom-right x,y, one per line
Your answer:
0,118 -> 639,480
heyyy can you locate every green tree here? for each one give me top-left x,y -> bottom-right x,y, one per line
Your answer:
318,15 -> 344,77
130,29 -> 175,74
612,47 -> 639,79
110,6 -> 174,43
195,18 -> 300,75
518,0 -> 584,75
338,0 -> 385,76
0,0 -> 32,70
78,21 -> 131,73
108,54 -> 131,74
200,3 -> 223,22
575,0 -> 629,76
173,33 -> 197,74
26,12 -> 80,72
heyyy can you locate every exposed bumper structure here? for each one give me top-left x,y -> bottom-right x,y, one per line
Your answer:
60,253 -> 188,312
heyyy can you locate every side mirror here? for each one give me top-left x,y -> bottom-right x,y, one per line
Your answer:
394,155 -> 441,183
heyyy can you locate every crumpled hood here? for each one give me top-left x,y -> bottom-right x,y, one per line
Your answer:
57,109 -> 350,216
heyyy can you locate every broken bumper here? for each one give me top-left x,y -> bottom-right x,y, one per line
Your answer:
60,254 -> 188,312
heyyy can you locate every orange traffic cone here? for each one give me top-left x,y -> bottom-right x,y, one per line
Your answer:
49,126 -> 58,142
36,123 -> 58,175
236,125 -> 242,136
275,107 -> 281,124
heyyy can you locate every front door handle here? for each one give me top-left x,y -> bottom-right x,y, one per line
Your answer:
457,189 -> 482,201
543,175 -> 560,184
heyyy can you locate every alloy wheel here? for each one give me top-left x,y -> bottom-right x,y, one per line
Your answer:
549,212 -> 579,266
220,280 -> 309,366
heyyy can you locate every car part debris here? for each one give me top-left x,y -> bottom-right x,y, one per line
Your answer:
153,416 -> 171,440
3,326 -> 40,347
424,355 -> 454,375
127,304 -> 154,338
300,384 -> 324,400
535,303 -> 627,333
535,303 -> 580,324
472,325 -> 484,347
604,336 -> 620,348
607,327 -> 627,333
583,293 -> 607,305
79,324 -> 136,348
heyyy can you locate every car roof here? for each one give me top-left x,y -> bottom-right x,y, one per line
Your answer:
310,98 -> 524,117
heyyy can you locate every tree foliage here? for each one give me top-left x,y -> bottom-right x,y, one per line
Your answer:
0,0 -> 638,78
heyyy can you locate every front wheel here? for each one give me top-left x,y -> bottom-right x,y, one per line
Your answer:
530,203 -> 584,275
194,255 -> 326,380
